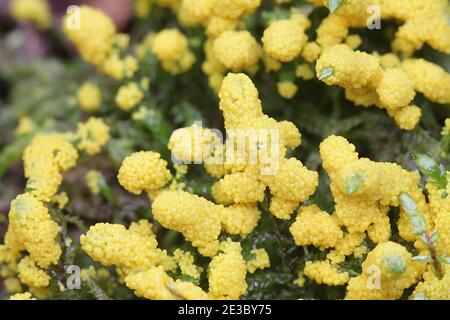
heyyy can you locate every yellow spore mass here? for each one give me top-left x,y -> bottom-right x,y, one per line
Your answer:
118,151 -> 172,195
319,135 -> 430,242
80,222 -> 163,275
151,28 -> 196,75
5,194 -> 62,269
17,256 -> 50,288
316,45 -> 420,130
303,260 -> 349,286
63,6 -> 116,66
346,242 -> 424,300
213,31 -> 261,72
290,205 -> 344,250
152,190 -> 222,257
77,82 -> 102,112
246,248 -> 270,273
411,265 -> 450,300
125,266 -> 208,300
208,240 -> 247,299
262,17 -> 309,62
115,83 -> 144,112
76,117 -> 111,156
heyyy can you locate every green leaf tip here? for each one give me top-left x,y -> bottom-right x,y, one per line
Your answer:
411,153 -> 448,196
438,256 -> 450,264
399,192 -> 417,213
328,0 -> 341,13
345,172 -> 364,195
412,255 -> 433,263
411,153 -> 436,173
319,67 -> 334,81
384,254 -> 406,274
399,192 -> 427,236
430,230 -> 439,245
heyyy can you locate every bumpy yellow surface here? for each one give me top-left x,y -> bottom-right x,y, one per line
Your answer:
169,280 -> 210,300
426,181 -> 450,256
152,190 -> 222,256
304,260 -> 349,286
277,81 -> 298,100
317,44 -> 381,89
290,205 -> 343,250
205,17 -> 239,38
178,0 -> 261,91
76,117 -> 110,156
246,248 -> 270,274
211,0 -> 260,20
102,51 -> 138,81
345,34 -> 362,50
213,31 -> 261,72
151,28 -> 196,75
374,0 -> 450,56
346,242 -> 424,300
315,0 -> 368,48
262,17 -> 309,62
169,123 -> 223,165
5,2 -> 448,301
166,73 -> 317,221
217,73 -> 318,219
22,131 -> 76,202
115,83 -> 144,112
173,249 -> 201,279
118,151 -> 172,195
9,292 -> 34,300
378,53 -> 401,69
177,0 -> 214,26
312,0 -> 450,56
212,172 -> 266,205
220,204 -> 261,238
208,240 -> 247,299
376,68 -> 415,109
129,219 -> 157,240
301,42 -> 321,63
23,133 -> 78,175
77,82 -> 102,112
4,194 -> 61,269
125,266 -> 208,300
412,265 -> 450,300
80,222 -> 163,275
327,232 -> 366,264
316,45 -> 421,130
17,256 -> 50,288
0,133 -> 79,293
320,135 -> 432,243
402,59 -> 450,105
296,64 -> 315,80
63,6 -> 116,66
